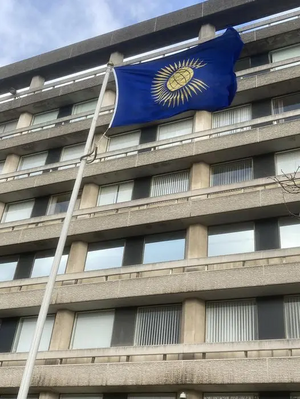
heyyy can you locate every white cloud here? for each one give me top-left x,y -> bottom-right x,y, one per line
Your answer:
0,0 -> 120,66
0,0 -> 199,67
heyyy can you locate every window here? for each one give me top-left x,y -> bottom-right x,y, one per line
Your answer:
98,181 -> 133,206
279,218 -> 300,249
71,310 -> 114,349
270,44 -> 300,70
47,193 -> 71,215
2,200 -> 34,223
158,119 -> 193,140
13,315 -> 54,352
208,223 -> 255,256
284,295 -> 300,339
18,152 -> 48,174
0,256 -> 18,282
143,231 -> 185,264
85,241 -> 125,271
272,92 -> 300,115
72,99 -> 97,115
31,252 -> 68,278
60,143 -> 85,162
150,170 -> 189,197
134,304 -> 181,346
206,299 -> 258,343
108,131 -> 140,152
276,149 -> 300,175
0,120 -> 18,137
212,105 -> 252,135
31,110 -> 59,129
210,159 -> 253,186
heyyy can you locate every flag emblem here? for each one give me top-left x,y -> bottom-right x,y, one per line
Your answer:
151,59 -> 208,107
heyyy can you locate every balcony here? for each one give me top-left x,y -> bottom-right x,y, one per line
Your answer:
0,245 -> 299,313
0,340 -> 300,389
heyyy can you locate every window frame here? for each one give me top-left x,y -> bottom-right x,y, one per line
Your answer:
107,130 -> 141,152
31,249 -> 69,278
210,158 -> 253,187
208,222 -> 255,257
142,231 -> 186,264
47,192 -> 72,216
275,148 -> 300,176
12,315 -> 55,352
150,170 -> 190,197
70,310 -> 115,350
18,151 -> 48,172
97,181 -> 134,206
157,118 -> 193,141
2,199 -> 35,223
85,240 -> 125,271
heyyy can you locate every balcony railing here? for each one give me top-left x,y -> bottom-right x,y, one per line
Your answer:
0,8 -> 299,106
1,107 -> 300,182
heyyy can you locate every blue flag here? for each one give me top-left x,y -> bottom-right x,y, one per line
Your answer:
111,28 -> 243,128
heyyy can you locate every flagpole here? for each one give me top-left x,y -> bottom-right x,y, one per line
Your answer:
16,60 -> 114,399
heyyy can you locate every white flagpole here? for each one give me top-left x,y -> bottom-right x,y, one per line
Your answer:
16,59 -> 114,399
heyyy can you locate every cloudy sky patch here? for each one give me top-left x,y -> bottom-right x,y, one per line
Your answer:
0,0 -> 200,66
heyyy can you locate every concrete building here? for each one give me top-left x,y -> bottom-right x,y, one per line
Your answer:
1,1 -> 300,399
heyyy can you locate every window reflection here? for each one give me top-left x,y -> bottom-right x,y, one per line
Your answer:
208,223 -> 254,256
280,218 -> 300,248
85,241 -> 124,271
31,253 -> 68,278
143,232 -> 185,264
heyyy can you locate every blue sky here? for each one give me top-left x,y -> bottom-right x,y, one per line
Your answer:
0,0 -> 201,67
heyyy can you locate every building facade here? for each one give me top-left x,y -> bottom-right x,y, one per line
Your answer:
1,1 -> 300,399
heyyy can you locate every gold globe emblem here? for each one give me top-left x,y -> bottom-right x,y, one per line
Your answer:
152,58 -> 208,107
166,67 -> 194,92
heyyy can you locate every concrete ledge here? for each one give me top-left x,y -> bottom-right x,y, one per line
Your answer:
1,116 -> 300,202
0,184 -> 298,253
0,356 -> 300,389
0,258 -> 300,314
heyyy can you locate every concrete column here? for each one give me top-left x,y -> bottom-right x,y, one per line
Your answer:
16,112 -> 33,129
30,75 -> 45,90
102,89 -> 116,107
186,224 -> 208,259
110,51 -> 124,66
95,132 -> 108,153
190,162 -> 210,190
39,392 -> 59,399
181,298 -> 205,344
49,309 -> 74,350
193,24 -> 216,135
2,154 -> 20,174
80,183 -> 99,209
65,241 -> 88,274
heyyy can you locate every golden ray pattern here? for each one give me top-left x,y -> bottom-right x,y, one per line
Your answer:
151,58 -> 208,108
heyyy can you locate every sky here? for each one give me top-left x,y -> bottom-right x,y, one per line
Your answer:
0,0 -> 201,67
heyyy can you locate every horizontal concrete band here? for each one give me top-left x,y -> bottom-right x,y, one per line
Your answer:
0,259 -> 300,313
0,0 -> 298,93
0,184 -> 296,251
0,356 -> 300,388
0,114 -> 300,203
2,338 -> 300,361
